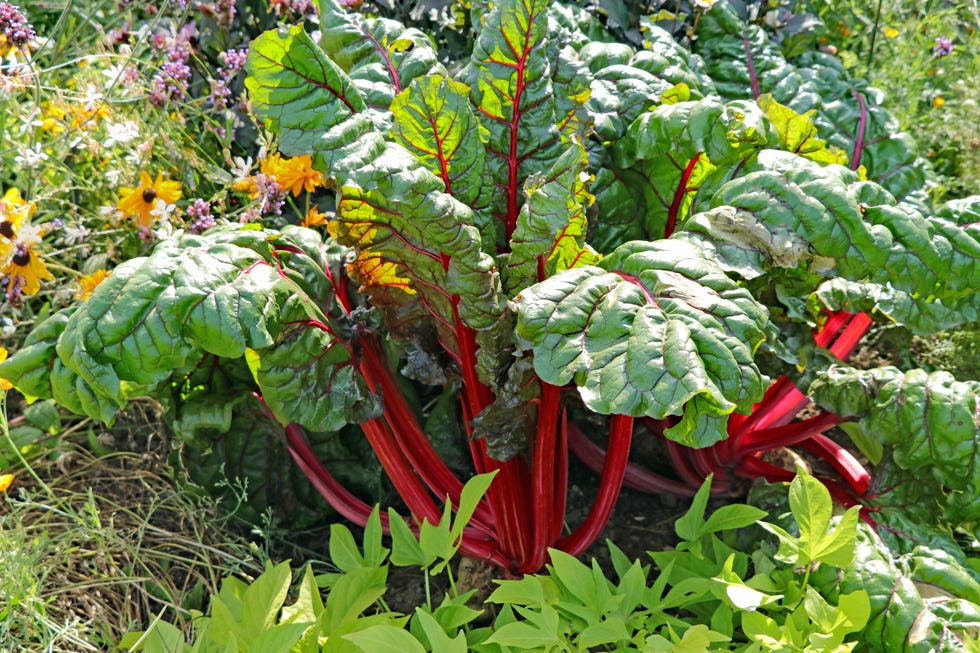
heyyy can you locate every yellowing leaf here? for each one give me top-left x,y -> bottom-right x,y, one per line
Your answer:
348,255 -> 417,295
661,83 -> 691,105
757,94 -> 849,166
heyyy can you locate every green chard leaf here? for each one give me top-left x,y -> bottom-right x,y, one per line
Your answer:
1,229 -> 377,433
466,0 -> 574,235
937,195 -> 980,226
389,75 -> 490,215
599,96 -> 774,247
795,51 -> 929,202
314,0 -> 441,112
695,1 -> 820,112
245,25 -> 379,172
328,142 -> 505,344
515,239 -> 768,446
682,152 -> 980,325
815,523 -> 980,653
504,140 -> 599,295
53,238 -> 283,396
756,93 -> 849,167
814,278 -> 979,335
579,42 -> 672,141
636,20 -> 715,97
808,366 -> 980,526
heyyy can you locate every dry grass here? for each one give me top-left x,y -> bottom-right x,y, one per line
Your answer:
1,405 -> 266,652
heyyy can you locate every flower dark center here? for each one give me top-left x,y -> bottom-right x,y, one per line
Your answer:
0,221 -> 14,239
12,250 -> 30,266
142,188 -> 157,203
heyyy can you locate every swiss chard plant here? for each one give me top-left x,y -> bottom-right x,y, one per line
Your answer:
1,0 -> 978,575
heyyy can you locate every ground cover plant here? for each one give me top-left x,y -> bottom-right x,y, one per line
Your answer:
121,473 -> 980,651
2,0 -> 979,576
1,0 -> 980,650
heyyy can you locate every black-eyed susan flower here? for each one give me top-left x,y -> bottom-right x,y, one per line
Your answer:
0,187 -> 35,261
117,171 -> 183,229
2,241 -> 54,296
76,268 -> 109,300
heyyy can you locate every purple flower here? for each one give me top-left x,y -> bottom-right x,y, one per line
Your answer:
220,48 -> 248,74
187,200 -> 216,233
254,174 -> 285,216
2,273 -> 24,304
187,198 -> 215,233
208,77 -> 231,108
0,1 -> 36,48
933,36 -> 954,58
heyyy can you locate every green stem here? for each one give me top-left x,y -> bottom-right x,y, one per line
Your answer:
1,392 -> 56,499
866,0 -> 886,72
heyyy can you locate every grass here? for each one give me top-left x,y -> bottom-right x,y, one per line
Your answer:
1,396 -> 266,651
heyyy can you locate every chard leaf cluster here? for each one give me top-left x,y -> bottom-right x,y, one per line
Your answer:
1,0 -> 978,591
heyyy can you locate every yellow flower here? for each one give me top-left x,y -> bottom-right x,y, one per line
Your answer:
1,188 -> 35,263
0,347 -> 12,391
117,171 -> 183,228
0,187 -> 37,223
302,206 -> 329,227
1,243 -> 54,296
269,154 -> 325,196
883,26 -> 900,39
260,153 -> 325,196
39,103 -> 67,133
933,96 -> 946,108
69,104 -> 111,130
76,268 -> 110,300
231,176 -> 259,198
0,473 -> 14,492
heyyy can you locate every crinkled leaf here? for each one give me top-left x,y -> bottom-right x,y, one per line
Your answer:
515,239 -> 768,446
683,152 -> 980,312
756,93 -> 848,166
937,196 -> 980,226
814,523 -> 980,653
635,20 -> 715,97
246,25 -> 379,172
808,366 -> 980,526
470,357 -> 537,460
549,42 -> 593,142
314,0 -> 441,112
0,308 -> 73,401
795,51 -> 929,202
253,324 -> 380,431
815,278 -> 979,335
607,96 -> 773,242
504,140 -> 599,295
390,75 -> 489,212
466,0 -> 570,233
695,1 -> 820,111
50,239 -> 285,410
328,142 -> 504,343
579,42 -> 672,141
